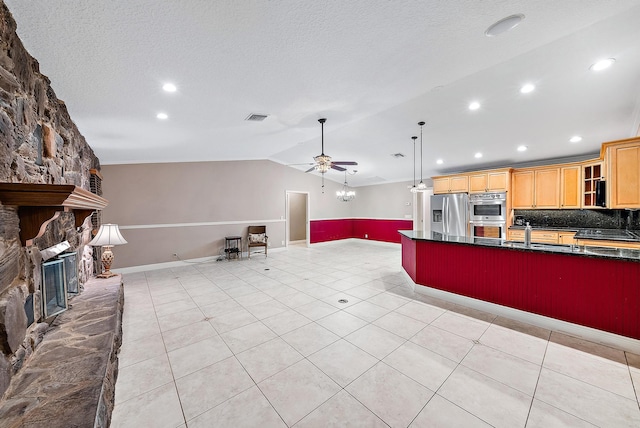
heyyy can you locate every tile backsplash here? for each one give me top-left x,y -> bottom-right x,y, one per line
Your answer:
514,209 -> 640,230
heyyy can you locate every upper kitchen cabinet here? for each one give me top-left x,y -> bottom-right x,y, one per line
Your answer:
606,138 -> 640,208
433,174 -> 469,194
560,165 -> 581,209
582,161 -> 604,208
512,167 -> 560,209
469,169 -> 511,193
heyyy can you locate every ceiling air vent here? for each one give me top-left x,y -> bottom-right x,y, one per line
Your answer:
391,153 -> 405,158
245,113 -> 269,121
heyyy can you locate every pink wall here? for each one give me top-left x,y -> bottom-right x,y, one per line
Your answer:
310,218 -> 412,244
402,236 -> 640,340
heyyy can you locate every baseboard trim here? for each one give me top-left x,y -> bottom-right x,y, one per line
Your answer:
402,271 -> 640,354
113,247 -> 287,274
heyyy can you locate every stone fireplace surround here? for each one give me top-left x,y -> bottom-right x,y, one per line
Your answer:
0,1 -> 122,424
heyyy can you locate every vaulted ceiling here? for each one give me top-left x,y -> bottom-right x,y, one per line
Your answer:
6,0 -> 640,186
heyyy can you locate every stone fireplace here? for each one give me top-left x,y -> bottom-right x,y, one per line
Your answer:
0,1 -> 107,399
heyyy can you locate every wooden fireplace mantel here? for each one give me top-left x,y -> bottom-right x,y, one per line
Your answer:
0,183 -> 108,246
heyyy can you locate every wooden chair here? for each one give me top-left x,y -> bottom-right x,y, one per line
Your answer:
247,225 -> 268,258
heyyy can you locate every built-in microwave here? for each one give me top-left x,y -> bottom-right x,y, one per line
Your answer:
469,192 -> 507,222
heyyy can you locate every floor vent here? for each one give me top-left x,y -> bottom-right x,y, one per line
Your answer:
245,113 -> 269,121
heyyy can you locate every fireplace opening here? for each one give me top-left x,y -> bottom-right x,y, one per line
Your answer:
42,259 -> 68,318
60,252 -> 79,294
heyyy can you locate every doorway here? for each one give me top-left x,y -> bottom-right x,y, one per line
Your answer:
286,191 -> 309,247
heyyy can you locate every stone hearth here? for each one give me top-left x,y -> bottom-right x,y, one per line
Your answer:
0,275 -> 123,428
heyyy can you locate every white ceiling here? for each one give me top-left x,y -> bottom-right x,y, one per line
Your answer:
6,0 -> 640,187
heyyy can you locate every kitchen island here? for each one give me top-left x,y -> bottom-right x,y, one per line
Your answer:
400,230 -> 640,341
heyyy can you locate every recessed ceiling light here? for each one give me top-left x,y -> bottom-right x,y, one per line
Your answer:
156,112 -> 168,120
162,83 -> 177,92
485,14 -> 525,37
468,101 -> 481,111
517,145 -> 528,152
589,58 -> 615,71
474,152 -> 483,159
436,159 -> 443,165
520,83 -> 535,94
570,135 -> 582,143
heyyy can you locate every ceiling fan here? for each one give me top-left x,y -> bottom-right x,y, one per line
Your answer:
302,118 -> 358,173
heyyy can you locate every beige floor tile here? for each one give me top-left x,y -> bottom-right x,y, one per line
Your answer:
192,290 -> 232,306
303,285 -> 340,299
262,309 -> 312,335
411,325 -> 474,362
161,319 -> 217,352
199,299 -> 242,318
439,365 -> 532,428
461,344 -> 541,396
154,298 -> 198,318
224,284 -> 259,298
550,332 -> 627,364
281,323 -> 339,356
526,399 -> 597,428
344,285 -> 383,300
535,368 -> 640,427
293,300 -> 339,321
346,362 -> 434,428
277,290 -> 318,308
384,341 -> 457,391
308,339 -> 378,387
479,323 -> 548,365
366,292 -> 409,310
294,390 -> 387,428
188,386 -> 286,428
152,291 -> 193,306
111,382 -> 184,428
115,354 -> 174,404
236,337 -> 303,383
321,293 -> 362,309
492,316 -> 551,340
119,333 -> 166,368
544,340 -> 636,399
233,291 -> 273,307
175,356 -> 254,421
244,299 -> 290,319
346,324 -> 406,359
344,301 -> 390,322
317,311 -> 368,337
167,335 -> 233,379
156,307 -> 206,332
259,359 -> 341,426
121,318 -> 161,344
220,321 -> 277,353
394,300 -> 446,324
409,394 -> 492,428
209,308 -> 258,334
430,311 -> 489,340
373,311 -> 427,339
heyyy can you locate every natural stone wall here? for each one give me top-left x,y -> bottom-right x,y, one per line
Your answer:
0,0 -> 102,399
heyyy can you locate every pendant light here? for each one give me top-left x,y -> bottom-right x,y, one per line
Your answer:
417,121 -> 427,191
410,136 -> 418,193
336,171 -> 356,202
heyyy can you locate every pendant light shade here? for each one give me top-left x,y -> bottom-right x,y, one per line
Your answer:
410,136 -> 418,193
336,171 -> 356,202
416,121 -> 427,191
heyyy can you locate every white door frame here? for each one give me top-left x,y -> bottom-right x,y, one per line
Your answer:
285,191 -> 310,248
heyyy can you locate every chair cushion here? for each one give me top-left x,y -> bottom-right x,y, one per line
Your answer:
248,233 -> 266,244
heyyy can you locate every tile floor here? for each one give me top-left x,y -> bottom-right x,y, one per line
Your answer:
111,240 -> 640,428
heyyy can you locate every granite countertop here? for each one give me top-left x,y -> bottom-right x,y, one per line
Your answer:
399,230 -> 640,261
508,226 -> 640,242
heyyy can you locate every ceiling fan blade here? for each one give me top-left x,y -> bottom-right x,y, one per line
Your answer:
331,165 -> 347,172
288,163 -> 315,166
332,161 -> 358,165
304,167 -> 316,173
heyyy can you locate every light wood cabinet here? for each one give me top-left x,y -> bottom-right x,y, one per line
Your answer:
512,168 -> 559,208
433,175 -> 469,194
558,232 -> 576,244
560,166 -> 581,209
576,239 -> 640,249
582,162 -> 604,208
469,169 -> 510,193
607,140 -> 640,208
507,229 -> 559,243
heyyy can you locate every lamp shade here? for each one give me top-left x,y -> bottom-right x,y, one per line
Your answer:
88,224 -> 128,246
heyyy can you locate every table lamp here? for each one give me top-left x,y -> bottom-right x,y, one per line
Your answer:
88,223 -> 128,278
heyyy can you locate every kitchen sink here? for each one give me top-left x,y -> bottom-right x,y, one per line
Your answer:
503,242 -> 577,253
575,229 -> 640,240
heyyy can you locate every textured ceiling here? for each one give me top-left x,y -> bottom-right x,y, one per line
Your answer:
5,0 -> 640,186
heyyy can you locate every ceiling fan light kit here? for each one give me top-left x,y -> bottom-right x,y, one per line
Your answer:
410,135 -> 418,193
416,121 -> 427,192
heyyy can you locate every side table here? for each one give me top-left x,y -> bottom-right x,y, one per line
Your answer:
224,236 -> 242,260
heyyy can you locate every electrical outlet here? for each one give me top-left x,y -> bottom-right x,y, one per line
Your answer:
281,240 -> 285,245
364,234 -> 368,238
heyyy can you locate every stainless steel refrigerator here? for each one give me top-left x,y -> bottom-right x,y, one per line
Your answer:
430,193 -> 469,237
